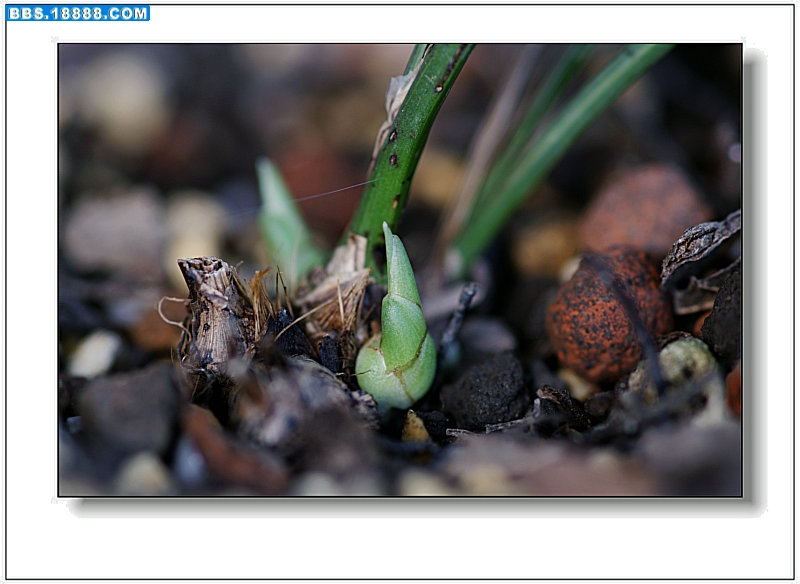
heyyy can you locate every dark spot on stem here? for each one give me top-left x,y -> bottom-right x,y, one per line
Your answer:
389,153 -> 398,167
388,128 -> 397,142
435,44 -> 468,93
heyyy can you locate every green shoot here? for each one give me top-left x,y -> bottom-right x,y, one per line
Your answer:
256,157 -> 326,291
450,44 -> 674,277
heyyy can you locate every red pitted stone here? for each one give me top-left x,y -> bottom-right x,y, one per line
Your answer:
545,248 -> 673,384
578,164 -> 713,255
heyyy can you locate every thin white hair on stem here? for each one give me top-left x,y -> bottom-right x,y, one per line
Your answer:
157,296 -> 190,335
293,179 -> 376,204
224,179 -> 377,224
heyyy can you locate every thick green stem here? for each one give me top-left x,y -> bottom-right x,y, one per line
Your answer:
345,43 -> 474,280
451,44 -> 674,277
403,43 -> 430,75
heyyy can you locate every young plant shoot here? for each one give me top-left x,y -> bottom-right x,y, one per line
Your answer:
355,222 -> 436,412
256,157 -> 325,291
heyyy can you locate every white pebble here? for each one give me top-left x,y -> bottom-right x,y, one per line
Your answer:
398,469 -> 454,496
114,452 -> 173,496
68,330 -> 122,378
164,191 -> 227,290
74,51 -> 170,156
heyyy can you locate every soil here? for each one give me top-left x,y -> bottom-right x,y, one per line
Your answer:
58,44 -> 743,497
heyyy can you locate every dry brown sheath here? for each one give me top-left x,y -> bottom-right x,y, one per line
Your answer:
176,255 -> 379,434
178,257 -> 257,377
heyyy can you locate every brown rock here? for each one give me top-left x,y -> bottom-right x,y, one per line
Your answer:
183,405 -> 288,495
545,249 -> 673,384
130,296 -> 186,351
726,361 -> 742,418
578,164 -> 713,255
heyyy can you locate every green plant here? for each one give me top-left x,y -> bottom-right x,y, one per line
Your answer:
446,44 -> 674,277
354,222 -> 436,412
256,157 -> 325,290
344,43 -> 474,280
258,43 -> 674,411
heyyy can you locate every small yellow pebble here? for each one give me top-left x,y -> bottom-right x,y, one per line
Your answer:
401,410 -> 431,443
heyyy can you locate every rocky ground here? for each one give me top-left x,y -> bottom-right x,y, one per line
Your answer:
58,44 -> 742,497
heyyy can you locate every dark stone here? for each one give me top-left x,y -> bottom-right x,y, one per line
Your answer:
58,374 -> 86,420
292,405 -> 382,479
440,352 -> 529,431
639,421 -> 742,496
585,391 -> 616,424
75,362 -> 183,467
536,385 -> 590,432
701,261 -> 742,369
532,397 -> 568,436
417,410 -> 451,442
